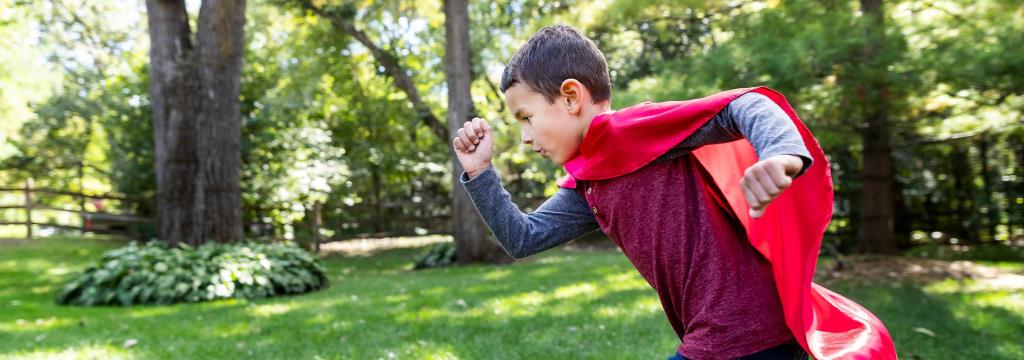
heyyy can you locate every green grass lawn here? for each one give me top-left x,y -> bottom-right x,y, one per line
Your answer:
1,235 -> 1022,359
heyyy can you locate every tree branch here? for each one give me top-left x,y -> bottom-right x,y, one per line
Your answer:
297,0 -> 450,142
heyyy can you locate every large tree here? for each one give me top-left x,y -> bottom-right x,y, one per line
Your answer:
286,0 -> 510,263
855,0 -> 899,254
444,0 -> 511,264
146,0 -> 246,246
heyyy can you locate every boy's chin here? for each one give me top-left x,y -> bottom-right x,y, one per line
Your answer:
547,153 -> 568,166
550,152 -> 574,166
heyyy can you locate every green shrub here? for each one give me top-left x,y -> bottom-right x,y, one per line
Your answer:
413,242 -> 457,270
57,240 -> 328,306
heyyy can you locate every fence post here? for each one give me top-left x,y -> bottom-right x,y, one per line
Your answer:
24,178 -> 33,240
312,201 -> 322,253
78,161 -> 87,234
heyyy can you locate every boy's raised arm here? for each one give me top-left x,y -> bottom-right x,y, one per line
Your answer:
674,92 -> 814,217
675,92 -> 813,174
460,165 -> 599,258
453,118 -> 600,258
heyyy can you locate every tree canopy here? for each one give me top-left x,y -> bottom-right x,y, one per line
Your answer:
1,0 -> 1021,253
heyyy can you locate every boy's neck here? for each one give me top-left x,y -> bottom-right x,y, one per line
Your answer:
579,100 -> 612,141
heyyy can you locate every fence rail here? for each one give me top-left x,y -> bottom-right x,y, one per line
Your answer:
0,178 -> 153,239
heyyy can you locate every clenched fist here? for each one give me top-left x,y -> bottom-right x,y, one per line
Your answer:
740,154 -> 804,219
452,117 -> 494,179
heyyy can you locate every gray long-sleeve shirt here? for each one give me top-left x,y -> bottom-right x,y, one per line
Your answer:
460,92 -> 813,258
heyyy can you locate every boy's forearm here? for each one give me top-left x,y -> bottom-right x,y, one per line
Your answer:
460,166 -> 526,258
465,167 -> 487,180
459,165 -> 598,258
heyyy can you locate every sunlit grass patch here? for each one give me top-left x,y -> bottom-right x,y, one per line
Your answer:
1,235 -> 1022,359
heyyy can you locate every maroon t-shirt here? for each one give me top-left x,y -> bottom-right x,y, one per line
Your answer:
574,154 -> 794,359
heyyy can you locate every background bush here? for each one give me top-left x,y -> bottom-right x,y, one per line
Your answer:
413,242 -> 457,270
57,241 -> 328,306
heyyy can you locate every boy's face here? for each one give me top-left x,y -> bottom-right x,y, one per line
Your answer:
504,83 -> 586,165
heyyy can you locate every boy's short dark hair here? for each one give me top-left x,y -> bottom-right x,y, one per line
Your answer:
500,25 -> 611,104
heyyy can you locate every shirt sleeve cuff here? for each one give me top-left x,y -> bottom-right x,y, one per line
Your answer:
460,164 -> 497,185
792,154 -> 812,178
760,146 -> 813,179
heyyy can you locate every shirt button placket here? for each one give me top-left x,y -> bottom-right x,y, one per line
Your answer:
586,184 -> 597,214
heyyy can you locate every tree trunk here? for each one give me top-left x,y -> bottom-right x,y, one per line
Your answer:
196,0 -> 246,243
951,144 -> 976,242
444,0 -> 512,264
892,176 -> 912,250
147,0 -> 202,246
372,163 -> 383,233
290,0 -> 508,263
856,0 -> 899,254
1016,137 -> 1024,238
146,0 -> 245,246
978,135 -> 997,241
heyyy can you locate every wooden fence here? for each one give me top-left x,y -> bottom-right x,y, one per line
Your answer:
0,178 -> 154,239
304,195 -> 549,250
0,175 -> 552,247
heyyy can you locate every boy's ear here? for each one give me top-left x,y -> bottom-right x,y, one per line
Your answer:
560,79 -> 584,115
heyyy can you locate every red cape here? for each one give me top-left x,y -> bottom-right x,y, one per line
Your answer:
557,87 -> 897,359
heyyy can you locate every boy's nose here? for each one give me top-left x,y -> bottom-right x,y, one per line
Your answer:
520,132 -> 533,145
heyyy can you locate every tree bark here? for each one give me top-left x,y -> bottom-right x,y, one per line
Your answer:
857,0 -> 900,254
146,0 -> 202,246
196,0 -> 246,243
146,0 -> 245,246
372,163 -> 383,233
951,144 -> 976,242
444,0 -> 512,264
978,135 -> 997,241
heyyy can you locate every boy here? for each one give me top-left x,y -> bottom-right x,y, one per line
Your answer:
452,25 -> 896,360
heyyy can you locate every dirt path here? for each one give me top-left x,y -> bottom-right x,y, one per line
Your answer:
318,235 -> 1024,290
0,238 -> 30,246
318,235 -> 452,256
815,255 -> 1024,290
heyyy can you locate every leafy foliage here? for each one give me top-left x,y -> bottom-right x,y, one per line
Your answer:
56,240 -> 328,306
412,241 -> 457,270
1,0 -> 1021,251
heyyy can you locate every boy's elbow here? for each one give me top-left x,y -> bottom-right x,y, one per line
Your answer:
499,227 -> 539,259
489,233 -> 527,258
506,246 -> 530,259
